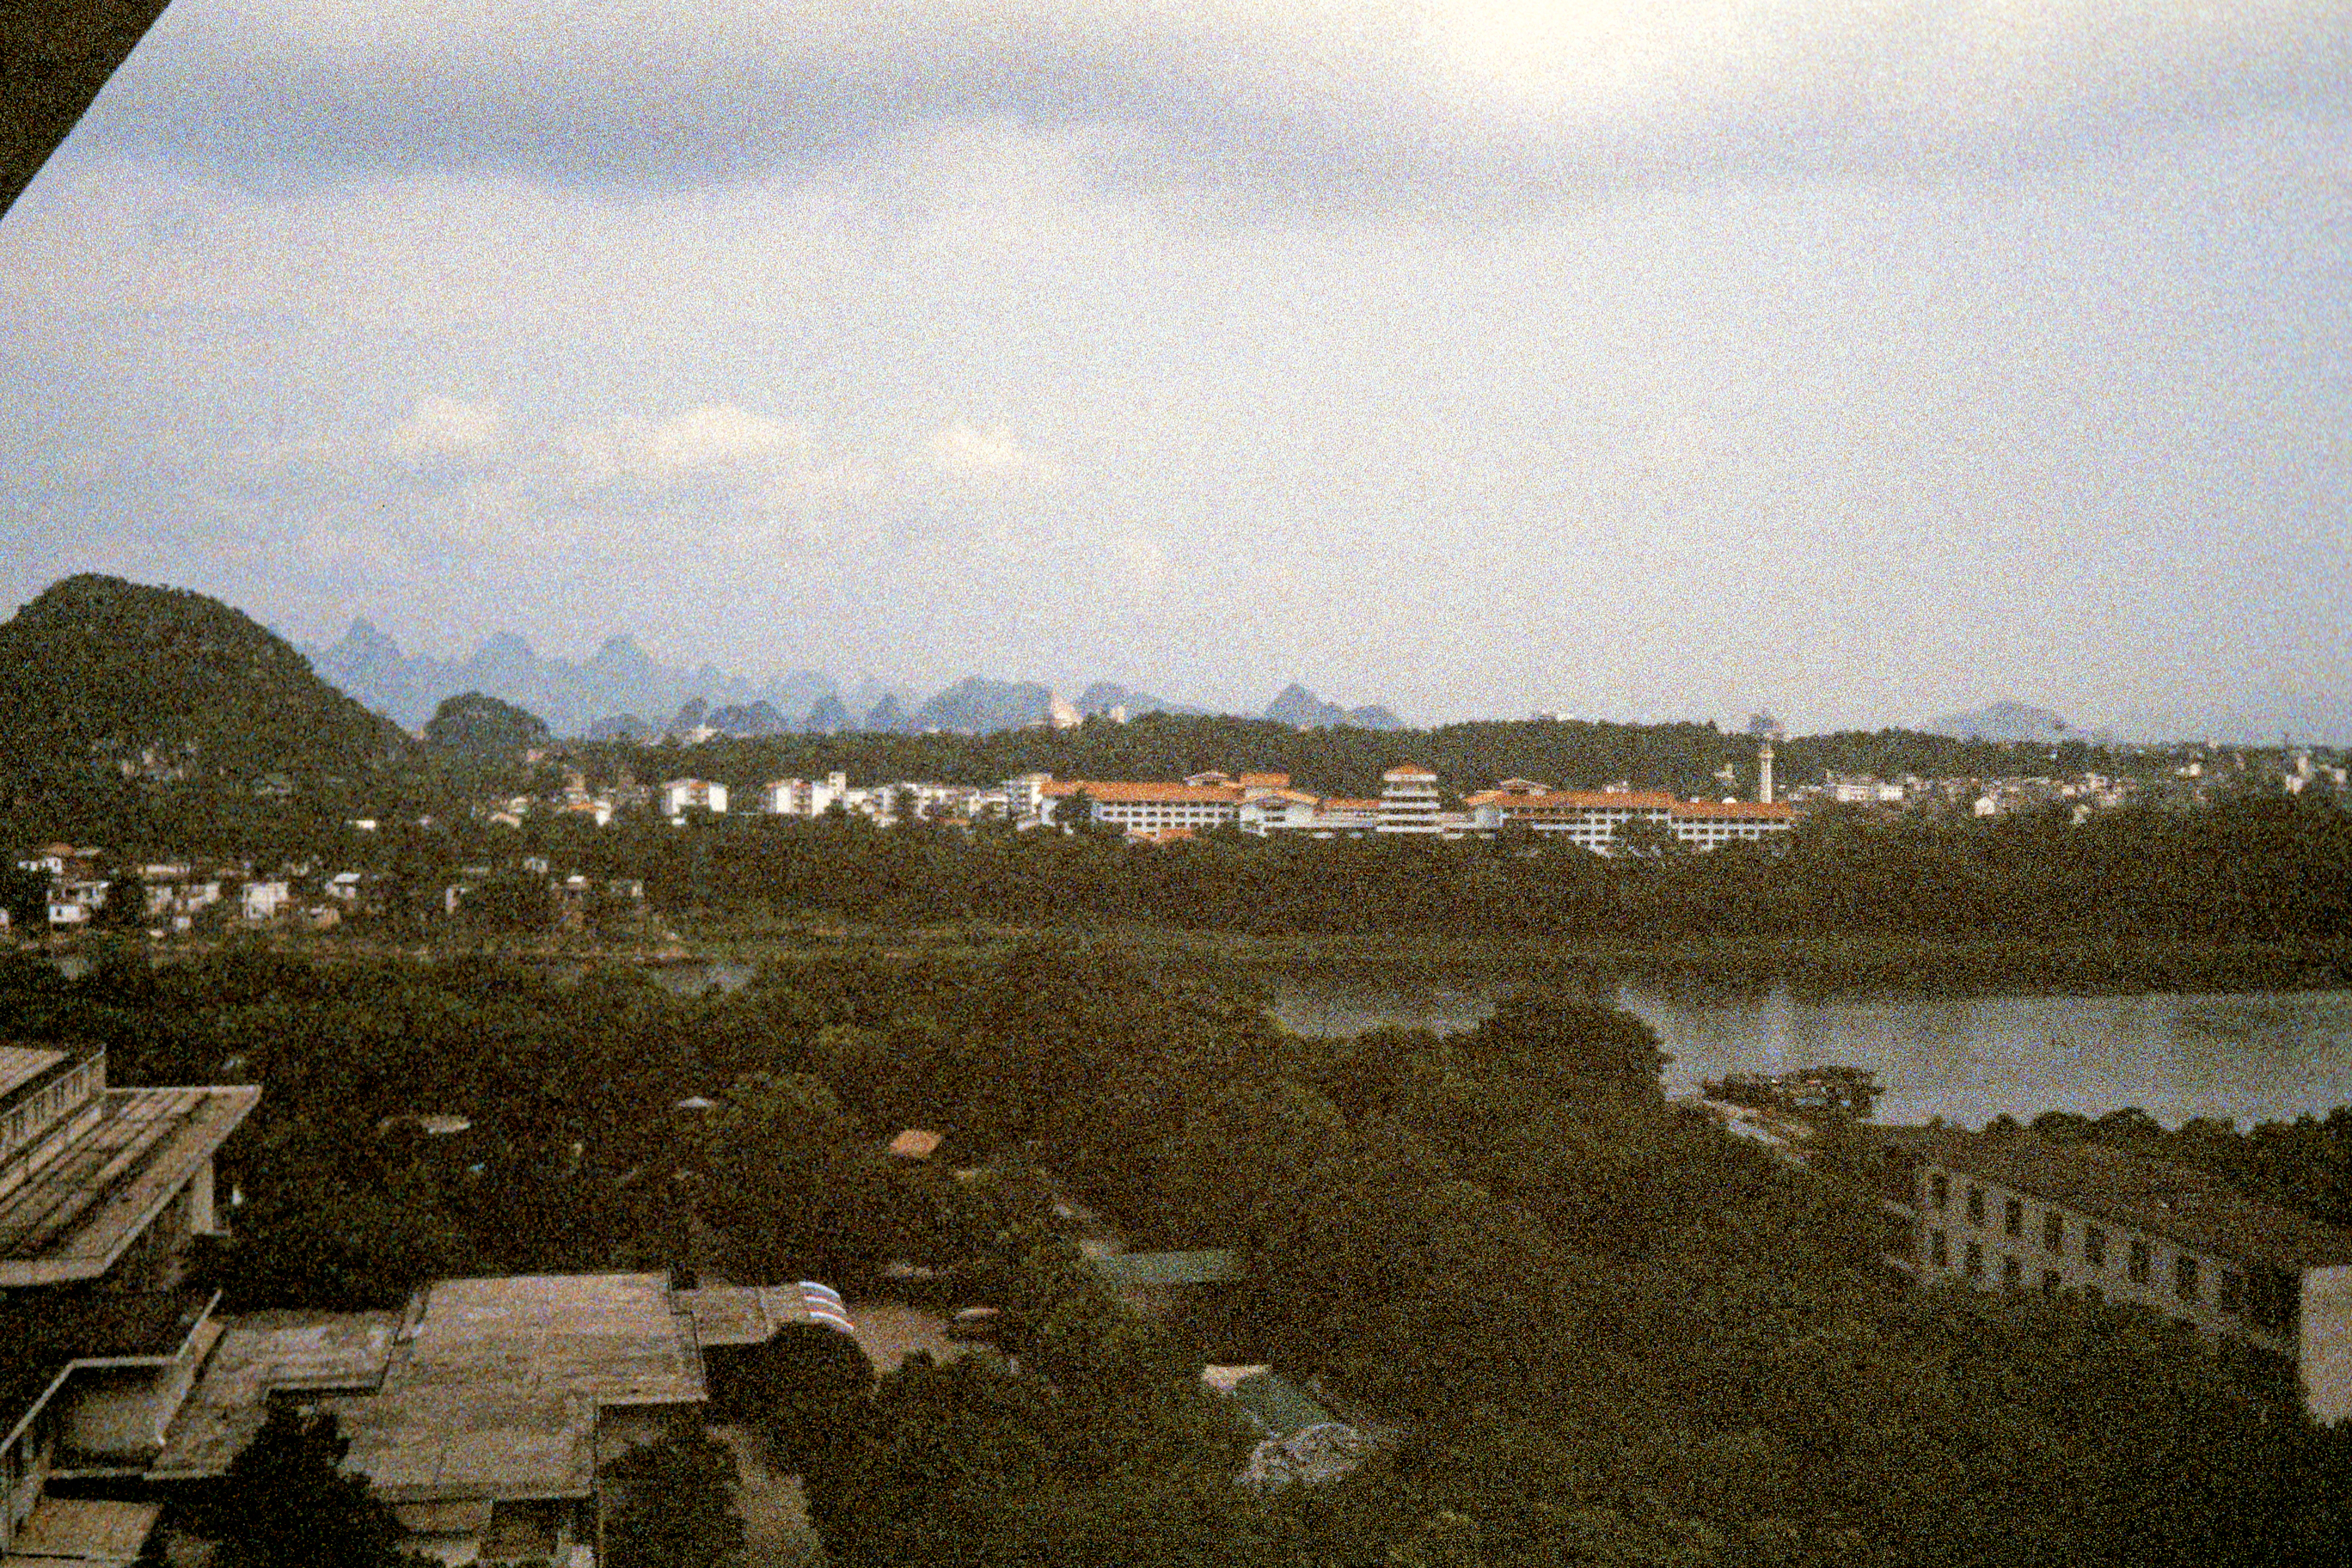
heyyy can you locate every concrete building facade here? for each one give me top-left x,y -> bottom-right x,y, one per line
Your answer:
1885,1127 -> 2352,1423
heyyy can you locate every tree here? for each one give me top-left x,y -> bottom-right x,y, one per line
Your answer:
421,691 -> 550,761
706,1321 -> 876,1475
1465,992 -> 1669,1106
602,1426 -> 747,1568
191,1406 -> 419,1568
0,862 -> 47,928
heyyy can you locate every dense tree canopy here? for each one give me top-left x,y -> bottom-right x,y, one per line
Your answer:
13,947 -> 2352,1565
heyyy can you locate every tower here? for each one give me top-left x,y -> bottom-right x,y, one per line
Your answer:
1746,713 -> 1783,805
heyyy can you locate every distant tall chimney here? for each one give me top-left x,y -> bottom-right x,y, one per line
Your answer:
1758,739 -> 1775,805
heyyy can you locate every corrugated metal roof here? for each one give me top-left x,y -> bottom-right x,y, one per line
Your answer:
1089,1249 -> 1240,1288
1227,1371 -> 1334,1440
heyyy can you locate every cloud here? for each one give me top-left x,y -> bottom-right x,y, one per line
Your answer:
92,2 -> 2352,199
381,395 -> 505,468
920,420 -> 1064,489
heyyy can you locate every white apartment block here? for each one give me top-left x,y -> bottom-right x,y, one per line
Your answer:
1463,782 -> 1795,853
1887,1128 -> 2352,1423
1040,781 -> 1246,835
762,771 -> 850,817
658,778 -> 728,817
1376,766 -> 1442,834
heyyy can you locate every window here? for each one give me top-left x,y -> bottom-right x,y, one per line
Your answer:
2177,1254 -> 2200,1302
2002,1255 -> 2022,1289
1966,1241 -> 1984,1277
1968,1186 -> 1986,1226
2005,1198 -> 2024,1238
1931,1173 -> 1950,1211
2043,1269 -> 2061,1298
2043,1214 -> 2063,1253
2250,1269 -> 2296,1333
1930,1229 -> 1948,1267
2219,1270 -> 2244,1314
2085,1227 -> 2106,1269
2128,1240 -> 2151,1285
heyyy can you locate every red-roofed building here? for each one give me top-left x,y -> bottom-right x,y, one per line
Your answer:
1465,783 -> 1794,854
1378,765 -> 1442,835
1040,781 -> 1247,834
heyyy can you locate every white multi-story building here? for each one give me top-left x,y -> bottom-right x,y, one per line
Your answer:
658,778 -> 728,818
761,772 -> 850,817
1039,781 -> 1246,836
1004,773 -> 1055,822
240,882 -> 291,923
1376,766 -> 1442,834
1884,1127 -> 2352,1423
1463,782 -> 1796,853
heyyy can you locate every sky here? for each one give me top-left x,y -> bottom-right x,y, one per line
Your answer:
1,2 -> 2346,738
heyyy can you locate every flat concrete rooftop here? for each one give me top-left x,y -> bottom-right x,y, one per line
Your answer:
673,1285 -> 829,1346
0,1085 -> 260,1287
157,1274 -> 709,1504
151,1310 -> 401,1479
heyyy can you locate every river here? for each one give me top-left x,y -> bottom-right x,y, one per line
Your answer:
1268,981 -> 2352,1130
46,947 -> 2350,1130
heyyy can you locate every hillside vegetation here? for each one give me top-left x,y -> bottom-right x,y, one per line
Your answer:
0,575 -> 409,814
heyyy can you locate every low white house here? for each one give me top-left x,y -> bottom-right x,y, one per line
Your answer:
239,883 -> 291,923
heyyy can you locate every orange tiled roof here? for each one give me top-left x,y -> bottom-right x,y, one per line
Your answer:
1382,764 -> 1438,781
1235,772 -> 1292,788
1463,788 -> 1679,811
1667,801 -> 1796,821
1042,781 -> 1246,803
1321,799 -> 1384,812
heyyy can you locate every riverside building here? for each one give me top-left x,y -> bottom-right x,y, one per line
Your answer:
1882,1126 -> 2352,1423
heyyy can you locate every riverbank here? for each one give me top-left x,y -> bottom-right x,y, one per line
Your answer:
16,921 -> 2351,1000
673,921 -> 2352,999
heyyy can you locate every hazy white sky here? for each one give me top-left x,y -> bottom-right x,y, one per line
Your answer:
2,2 -> 2346,735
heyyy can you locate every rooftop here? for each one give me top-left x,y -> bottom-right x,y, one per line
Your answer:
886,1128 -> 943,1161
338,1273 -> 704,1504
1090,1249 -> 1242,1289
1884,1126 -> 2352,1272
1463,787 -> 1681,811
0,1085 -> 260,1287
3,1289 -> 217,1453
672,1285 -> 835,1346
1041,781 -> 1246,804
150,1309 -> 402,1478
158,1275 -> 705,1502
1,1044 -> 70,1104
1203,1367 -> 1337,1441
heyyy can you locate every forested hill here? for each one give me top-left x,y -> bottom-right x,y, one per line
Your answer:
0,575 -> 410,803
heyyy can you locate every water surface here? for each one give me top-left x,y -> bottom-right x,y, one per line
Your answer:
1270,980 -> 2352,1130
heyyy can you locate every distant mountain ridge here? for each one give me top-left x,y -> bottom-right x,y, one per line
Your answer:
302,617 -> 1412,737
1265,683 -> 1404,731
1923,701 -> 2074,742
0,575 -> 408,793
303,620 -> 844,736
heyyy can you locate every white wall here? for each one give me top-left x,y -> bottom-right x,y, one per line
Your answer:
2300,1265 -> 2352,1425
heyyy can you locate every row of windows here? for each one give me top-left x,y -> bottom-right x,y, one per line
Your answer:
1926,1228 -> 2260,1316
2,1063 -> 96,1155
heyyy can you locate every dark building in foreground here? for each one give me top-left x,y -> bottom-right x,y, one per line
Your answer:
1875,1125 -> 2352,1422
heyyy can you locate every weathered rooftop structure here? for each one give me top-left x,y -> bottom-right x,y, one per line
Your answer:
0,1041 -> 258,1289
